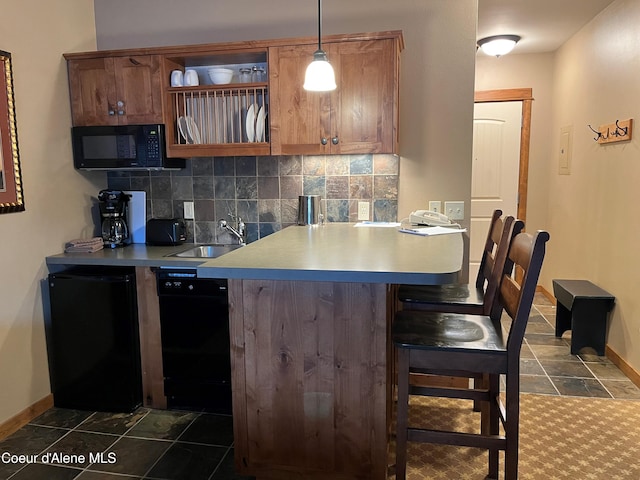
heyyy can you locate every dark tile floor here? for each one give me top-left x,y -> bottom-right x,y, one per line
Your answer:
0,408 -> 253,480
518,293 -> 640,399
1,294 -> 639,480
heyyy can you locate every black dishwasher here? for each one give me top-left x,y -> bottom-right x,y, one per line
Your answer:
156,269 -> 232,414
47,266 -> 142,412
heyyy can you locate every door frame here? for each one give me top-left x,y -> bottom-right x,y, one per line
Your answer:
474,88 -> 533,223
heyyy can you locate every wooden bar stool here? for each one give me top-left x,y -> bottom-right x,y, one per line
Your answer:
396,211 -> 523,410
398,210 -> 524,321
393,230 -> 550,480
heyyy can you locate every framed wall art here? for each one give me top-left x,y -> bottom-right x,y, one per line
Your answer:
0,50 -> 24,214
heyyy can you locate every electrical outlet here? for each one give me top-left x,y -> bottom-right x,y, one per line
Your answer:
444,201 -> 464,220
184,201 -> 195,220
428,201 -> 441,213
357,201 -> 370,221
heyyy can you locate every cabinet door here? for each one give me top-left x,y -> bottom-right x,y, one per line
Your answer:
68,55 -> 163,126
113,55 -> 163,125
269,39 -> 398,156
328,39 -> 397,154
68,58 -> 118,126
269,44 -> 330,155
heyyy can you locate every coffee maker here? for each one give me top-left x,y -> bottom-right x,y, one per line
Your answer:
98,190 -> 130,248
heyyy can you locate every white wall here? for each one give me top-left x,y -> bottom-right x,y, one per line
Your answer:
476,0 -> 640,373
92,0 -> 478,229
475,53 -> 554,234
547,0 -> 640,371
0,0 -> 101,424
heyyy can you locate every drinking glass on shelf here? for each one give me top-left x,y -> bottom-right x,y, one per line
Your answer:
251,66 -> 266,83
239,68 -> 252,83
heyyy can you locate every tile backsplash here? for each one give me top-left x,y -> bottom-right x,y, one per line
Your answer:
107,154 -> 398,243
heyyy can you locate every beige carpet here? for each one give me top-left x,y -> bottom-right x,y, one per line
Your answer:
389,393 -> 640,479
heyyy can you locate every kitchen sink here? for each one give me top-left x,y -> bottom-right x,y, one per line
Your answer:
167,244 -> 244,258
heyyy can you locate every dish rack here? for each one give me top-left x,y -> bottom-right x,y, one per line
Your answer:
169,86 -> 268,145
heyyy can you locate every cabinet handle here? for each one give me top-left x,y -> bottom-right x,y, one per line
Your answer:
332,136 -> 339,145
129,57 -> 141,66
321,137 -> 328,145
108,108 -> 115,116
117,101 -> 125,116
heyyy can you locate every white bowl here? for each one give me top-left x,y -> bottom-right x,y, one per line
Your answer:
208,68 -> 234,84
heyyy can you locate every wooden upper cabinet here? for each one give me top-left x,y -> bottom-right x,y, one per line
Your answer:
270,37 -> 399,155
65,31 -> 402,155
68,55 -> 163,126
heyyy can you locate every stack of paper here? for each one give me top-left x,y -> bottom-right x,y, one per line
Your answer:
398,226 -> 466,236
354,222 -> 402,228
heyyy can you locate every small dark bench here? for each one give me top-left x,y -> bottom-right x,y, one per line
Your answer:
552,279 -> 615,356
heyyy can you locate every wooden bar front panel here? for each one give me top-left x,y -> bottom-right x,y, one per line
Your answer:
135,267 -> 166,409
229,279 -> 388,480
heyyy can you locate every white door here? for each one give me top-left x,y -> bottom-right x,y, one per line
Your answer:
470,101 -> 522,280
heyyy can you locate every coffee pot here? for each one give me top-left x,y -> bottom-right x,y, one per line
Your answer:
98,190 -> 130,248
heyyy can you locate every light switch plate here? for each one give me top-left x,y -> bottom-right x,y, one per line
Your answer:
444,201 -> 464,220
184,201 -> 195,220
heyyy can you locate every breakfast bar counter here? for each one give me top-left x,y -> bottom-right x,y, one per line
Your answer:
196,222 -> 463,284
197,223 -> 464,480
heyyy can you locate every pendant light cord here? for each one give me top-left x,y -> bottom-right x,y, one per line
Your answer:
317,0 -> 322,51
303,0 -> 336,91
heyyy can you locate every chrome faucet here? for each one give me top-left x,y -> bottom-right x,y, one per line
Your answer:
218,217 -> 246,245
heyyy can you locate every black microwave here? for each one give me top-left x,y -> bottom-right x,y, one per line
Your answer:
71,124 -> 185,170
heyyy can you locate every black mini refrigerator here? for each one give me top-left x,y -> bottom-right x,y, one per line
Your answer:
47,267 -> 142,412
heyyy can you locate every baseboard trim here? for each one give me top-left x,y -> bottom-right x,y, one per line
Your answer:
534,286 -> 640,388
0,394 -> 53,440
536,285 -> 556,304
606,346 -> 640,389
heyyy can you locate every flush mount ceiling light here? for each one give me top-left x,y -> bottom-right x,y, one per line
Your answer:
303,0 -> 336,91
477,35 -> 521,57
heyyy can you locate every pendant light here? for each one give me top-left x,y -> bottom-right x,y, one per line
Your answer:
303,0 -> 336,91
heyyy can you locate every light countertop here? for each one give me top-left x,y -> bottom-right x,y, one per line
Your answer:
45,224 -> 464,285
197,223 -> 463,285
45,243 -> 207,269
